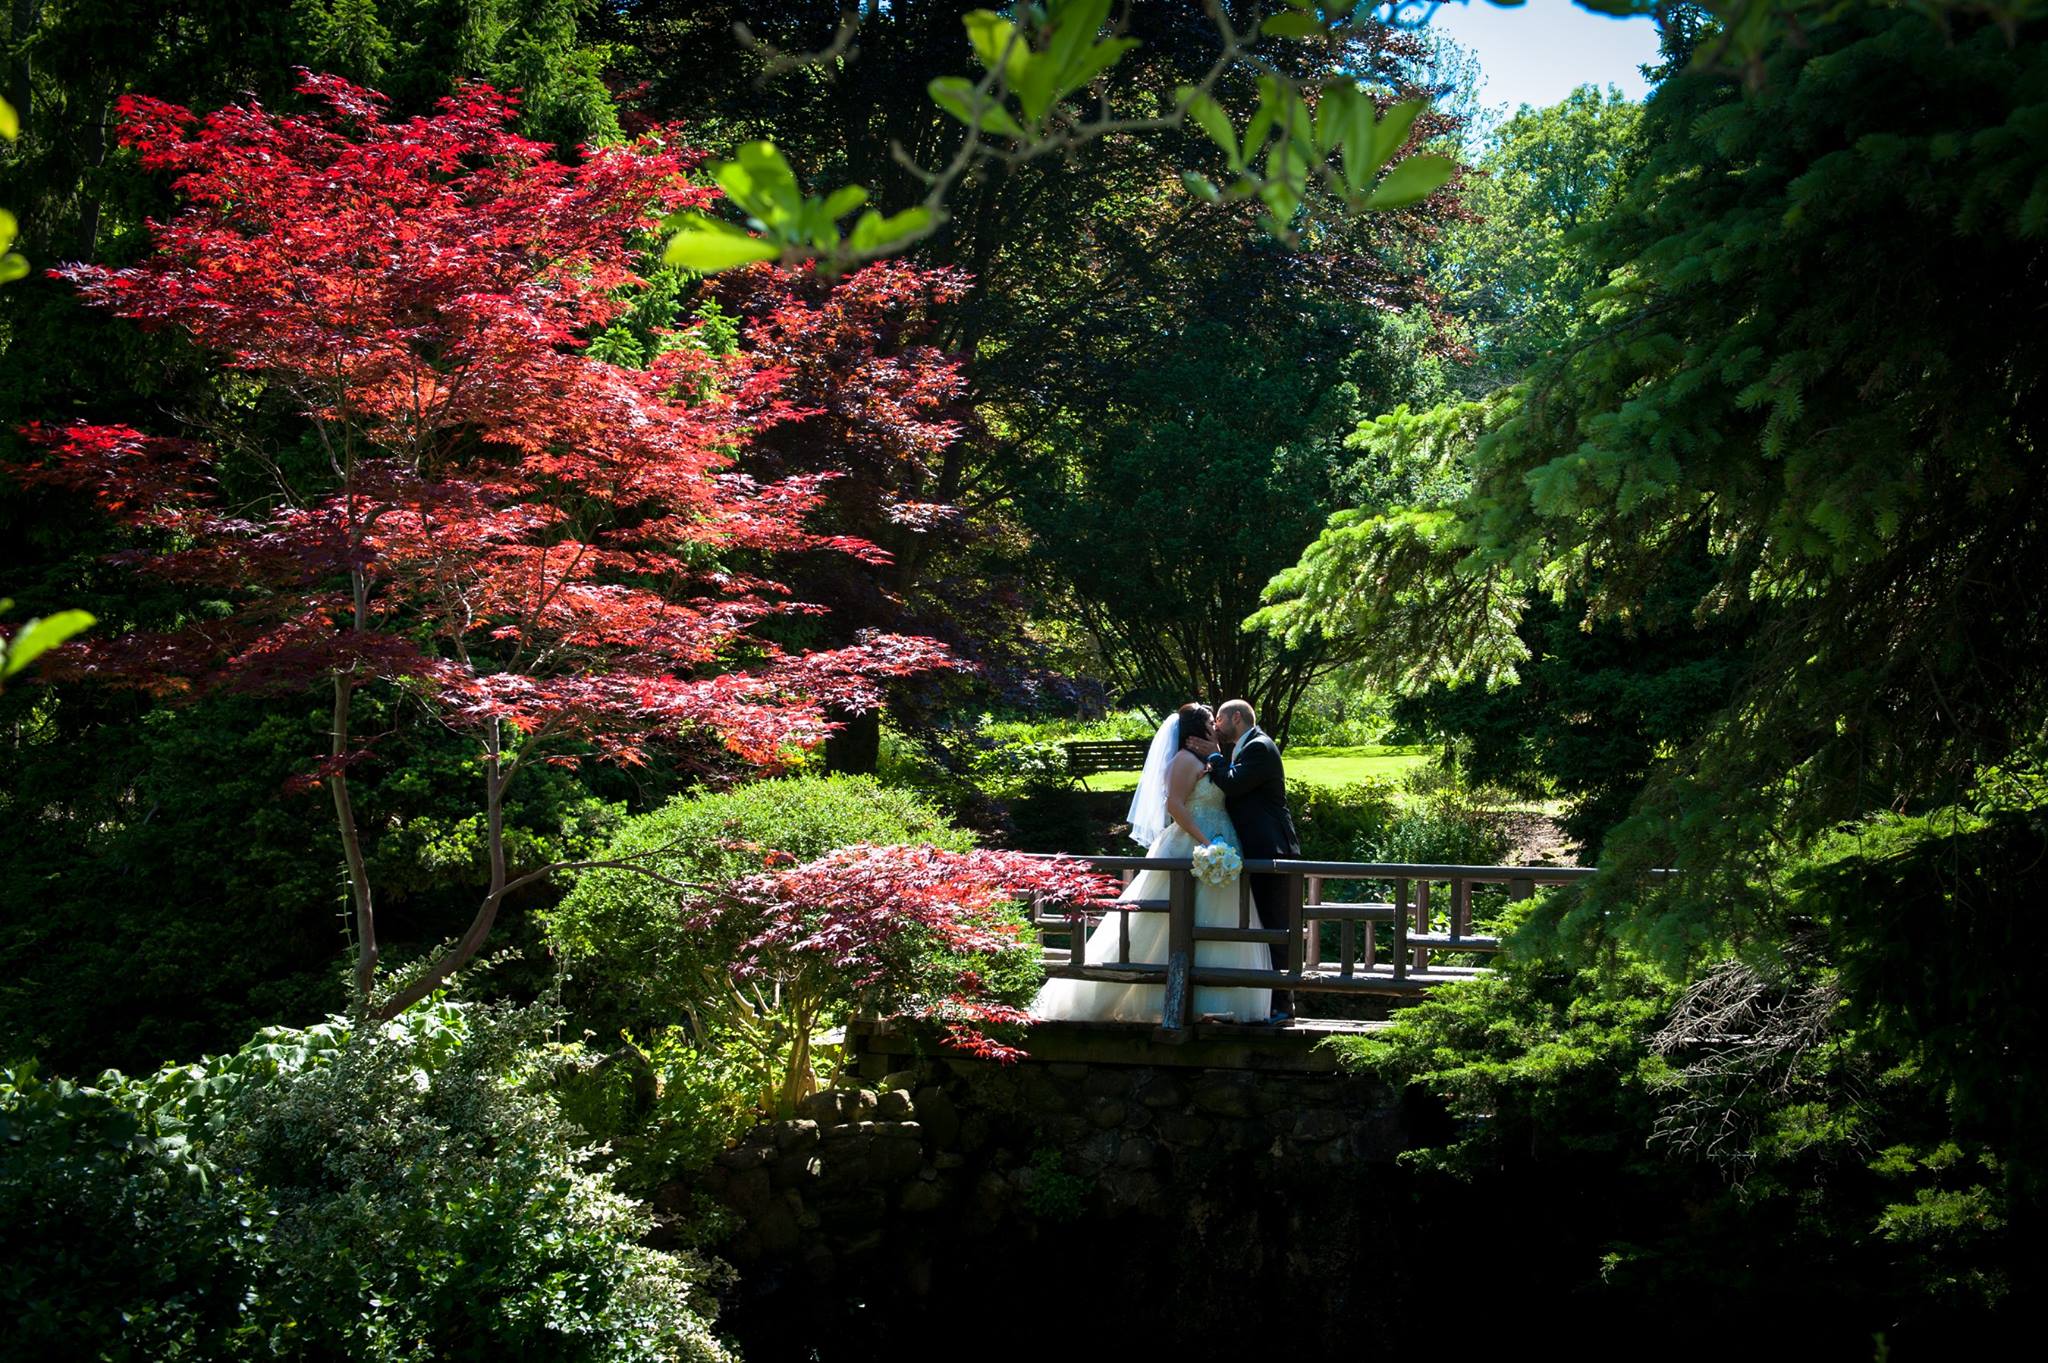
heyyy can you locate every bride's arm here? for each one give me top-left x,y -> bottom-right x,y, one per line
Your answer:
1164,752 -> 1209,846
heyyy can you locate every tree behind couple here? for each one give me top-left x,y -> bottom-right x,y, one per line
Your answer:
1034,700 -> 1301,1025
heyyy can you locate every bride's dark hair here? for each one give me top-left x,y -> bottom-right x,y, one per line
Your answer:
1176,703 -> 1214,741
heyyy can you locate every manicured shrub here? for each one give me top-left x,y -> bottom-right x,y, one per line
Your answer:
545,775 -> 976,1036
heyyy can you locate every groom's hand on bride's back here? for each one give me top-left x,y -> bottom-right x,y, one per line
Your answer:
1183,735 -> 1220,758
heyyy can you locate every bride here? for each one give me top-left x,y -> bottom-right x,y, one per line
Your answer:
1032,703 -> 1274,1023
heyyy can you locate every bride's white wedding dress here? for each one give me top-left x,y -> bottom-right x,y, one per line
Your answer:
1033,772 -> 1273,1023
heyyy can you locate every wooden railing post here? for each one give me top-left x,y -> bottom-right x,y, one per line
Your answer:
1285,870 -> 1306,986
1392,877 -> 1410,982
1412,880 -> 1432,974
1155,866 -> 1195,1044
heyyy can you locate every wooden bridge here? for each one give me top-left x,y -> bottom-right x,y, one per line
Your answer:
1030,855 -> 1600,1042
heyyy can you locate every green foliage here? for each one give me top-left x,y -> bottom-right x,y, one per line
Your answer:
0,692 -> 621,1074
1021,1145 -> 1087,1221
0,596 -> 93,689
1250,397 -> 1528,697
550,1027 -> 764,1194
1330,902 -> 1679,1176
1393,551 -> 1749,854
0,1001 -> 735,1362
1022,304 -> 1453,726
1290,780 -> 1399,862
545,774 -> 975,1037
1433,85 -> 1642,393
658,0 -> 1464,272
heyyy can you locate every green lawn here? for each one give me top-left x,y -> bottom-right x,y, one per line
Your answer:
1078,744 -> 1434,793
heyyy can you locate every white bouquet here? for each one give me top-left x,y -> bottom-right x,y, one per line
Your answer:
1190,840 -> 1243,888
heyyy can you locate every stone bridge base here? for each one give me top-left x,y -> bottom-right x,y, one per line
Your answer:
660,1019 -> 1443,1357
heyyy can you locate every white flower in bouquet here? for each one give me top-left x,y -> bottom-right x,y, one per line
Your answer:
1191,840 -> 1242,888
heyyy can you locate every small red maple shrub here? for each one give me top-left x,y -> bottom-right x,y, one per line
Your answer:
701,845 -> 1118,1103
25,74 -> 953,1016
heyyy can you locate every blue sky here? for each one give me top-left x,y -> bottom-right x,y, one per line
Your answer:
1424,0 -> 1664,118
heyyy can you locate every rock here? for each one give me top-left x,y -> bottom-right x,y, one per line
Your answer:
770,1153 -> 822,1189
848,1088 -> 880,1121
1047,1062 -> 1090,1083
934,1152 -> 966,1170
1122,1102 -> 1155,1131
1078,1128 -> 1120,1168
651,1182 -> 693,1214
880,1068 -> 923,1093
1291,1109 -> 1351,1144
877,1088 -> 916,1121
800,1242 -> 837,1286
1102,1169 -> 1162,1208
1018,1069 -> 1072,1114
725,1166 -> 772,1216
1088,1099 -> 1127,1129
900,1179 -> 947,1214
872,1120 -> 924,1142
1115,1135 -> 1157,1170
1313,1137 -> 1350,1168
796,1090 -> 844,1124
754,1198 -> 802,1255
1192,1075 -> 1255,1117
1156,1112 -> 1215,1146
876,1136 -> 924,1180
816,1150 -> 872,1189
914,1087 -> 960,1148
1082,1069 -> 1133,1099
1132,1073 -> 1186,1108
775,1119 -> 821,1149
716,1144 -> 773,1171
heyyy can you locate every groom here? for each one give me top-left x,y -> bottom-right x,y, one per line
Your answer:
1186,699 -> 1300,1020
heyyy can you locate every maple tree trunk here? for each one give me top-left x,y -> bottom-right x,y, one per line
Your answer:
374,720 -> 511,1019
329,674 -> 379,1008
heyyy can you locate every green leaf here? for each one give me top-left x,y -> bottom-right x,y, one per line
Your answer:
1,609 -> 95,679
1315,81 -> 1353,156
712,141 -> 804,228
1177,87 -> 1239,168
1260,12 -> 1324,39
822,184 -> 870,220
0,95 -> 17,141
0,254 -> 26,285
1046,0 -> 1113,78
928,77 -> 1026,138
963,10 -> 1027,83
1060,36 -> 1136,94
1180,171 -> 1222,203
1366,153 -> 1458,210
848,206 -> 935,253
1014,53 -> 1060,123
1371,98 -> 1426,169
661,216 -> 780,273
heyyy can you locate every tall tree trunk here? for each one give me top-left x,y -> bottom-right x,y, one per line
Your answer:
375,718 -> 514,1018
329,674 -> 379,1007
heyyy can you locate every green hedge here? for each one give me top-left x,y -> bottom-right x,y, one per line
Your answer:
0,1003 -> 733,1362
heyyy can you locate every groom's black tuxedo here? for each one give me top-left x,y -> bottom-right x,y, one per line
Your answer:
1205,727 -> 1300,1012
1204,727 -> 1300,862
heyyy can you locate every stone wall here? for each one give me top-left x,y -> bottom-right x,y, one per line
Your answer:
661,1026 -> 1421,1355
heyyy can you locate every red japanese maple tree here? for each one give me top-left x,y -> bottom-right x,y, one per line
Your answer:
708,844 -> 1119,1104
27,74 -> 952,1017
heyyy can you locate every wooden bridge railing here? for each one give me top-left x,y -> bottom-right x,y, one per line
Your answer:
1030,855 -> 1610,1043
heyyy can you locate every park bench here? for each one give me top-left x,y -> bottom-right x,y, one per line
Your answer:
1062,738 -> 1153,781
